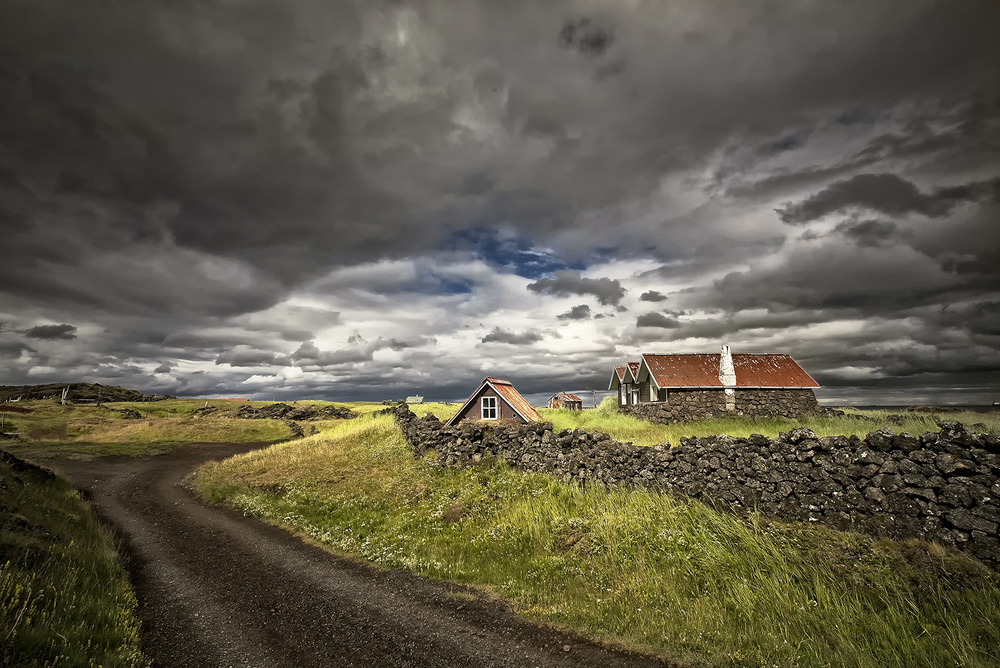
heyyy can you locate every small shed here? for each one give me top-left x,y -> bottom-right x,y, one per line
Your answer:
446,377 -> 543,426
547,392 -> 583,410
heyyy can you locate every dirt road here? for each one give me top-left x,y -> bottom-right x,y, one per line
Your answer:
51,444 -> 673,668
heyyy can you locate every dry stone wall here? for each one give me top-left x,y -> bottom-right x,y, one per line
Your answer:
389,404 -> 1000,567
621,389 -> 822,423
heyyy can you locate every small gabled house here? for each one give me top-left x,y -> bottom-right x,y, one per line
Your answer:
607,361 -> 642,406
547,392 -> 583,410
446,377 -> 543,426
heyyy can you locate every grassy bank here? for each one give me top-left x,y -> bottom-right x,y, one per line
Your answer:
193,413 -> 1000,668
0,452 -> 148,667
1,399 -> 296,458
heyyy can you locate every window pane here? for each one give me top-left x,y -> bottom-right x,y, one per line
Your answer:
481,396 -> 497,419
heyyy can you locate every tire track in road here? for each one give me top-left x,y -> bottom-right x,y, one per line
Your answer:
52,444 -> 674,668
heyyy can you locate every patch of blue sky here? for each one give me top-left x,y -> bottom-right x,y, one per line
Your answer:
435,276 -> 475,295
444,226 -> 585,279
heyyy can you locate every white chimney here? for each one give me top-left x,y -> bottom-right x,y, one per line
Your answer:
719,344 -> 736,387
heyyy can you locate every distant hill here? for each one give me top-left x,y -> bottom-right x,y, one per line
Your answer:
0,383 -> 174,403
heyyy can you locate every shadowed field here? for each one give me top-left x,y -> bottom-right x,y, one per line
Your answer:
0,451 -> 148,667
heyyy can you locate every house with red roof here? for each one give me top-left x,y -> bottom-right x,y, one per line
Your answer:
446,377 -> 543,426
609,345 -> 821,418
547,392 -> 583,410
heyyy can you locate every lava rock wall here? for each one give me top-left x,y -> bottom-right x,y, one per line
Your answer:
620,389 -> 821,423
389,405 -> 1000,567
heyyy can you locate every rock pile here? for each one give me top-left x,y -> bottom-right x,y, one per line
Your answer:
104,407 -> 143,419
389,404 -> 1000,567
195,403 -> 356,421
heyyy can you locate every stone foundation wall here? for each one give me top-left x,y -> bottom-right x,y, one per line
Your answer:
621,388 -> 820,423
736,389 -> 819,417
389,404 -> 1000,567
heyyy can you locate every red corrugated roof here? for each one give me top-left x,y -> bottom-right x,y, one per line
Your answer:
609,362 -> 643,389
609,365 -> 626,390
551,392 -> 581,402
641,353 -> 819,389
494,381 -> 543,422
732,354 -> 819,387
643,354 -> 719,387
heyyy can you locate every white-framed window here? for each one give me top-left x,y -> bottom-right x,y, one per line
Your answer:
481,396 -> 497,420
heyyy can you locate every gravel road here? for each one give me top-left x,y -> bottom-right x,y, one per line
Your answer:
51,444 -> 675,668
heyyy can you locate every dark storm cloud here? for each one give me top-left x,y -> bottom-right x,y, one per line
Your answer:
777,174 -> 999,224
481,327 -> 544,345
2,0 -> 995,295
162,331 -> 262,353
1,0 -> 998,403
627,309 -> 827,344
557,304 -> 591,320
23,324 -> 77,340
964,301 -> 1000,337
722,96 -> 1000,205
290,336 -> 432,369
639,291 -> 667,303
702,258 -> 941,312
291,341 -> 322,362
0,341 -> 35,358
758,129 -> 813,156
215,346 -> 291,367
527,271 -> 625,305
635,312 -> 680,329
0,0 -> 399,308
852,96 -> 1000,167
832,219 -> 907,248
558,17 -> 615,56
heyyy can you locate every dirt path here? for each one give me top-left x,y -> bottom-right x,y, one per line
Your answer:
50,444 -> 673,668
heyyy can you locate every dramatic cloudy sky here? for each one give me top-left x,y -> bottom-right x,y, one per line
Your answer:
1,0 -> 998,404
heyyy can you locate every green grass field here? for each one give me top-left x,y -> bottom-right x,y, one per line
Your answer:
0,453 -> 149,667
193,412 -> 1000,668
1,399 -> 309,458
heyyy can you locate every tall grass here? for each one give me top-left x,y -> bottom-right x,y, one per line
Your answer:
0,455 -> 148,667
538,398 -> 1000,447
193,413 -> 1000,668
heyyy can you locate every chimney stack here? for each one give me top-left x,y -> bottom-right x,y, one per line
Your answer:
719,344 -> 736,387
720,344 -> 736,411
